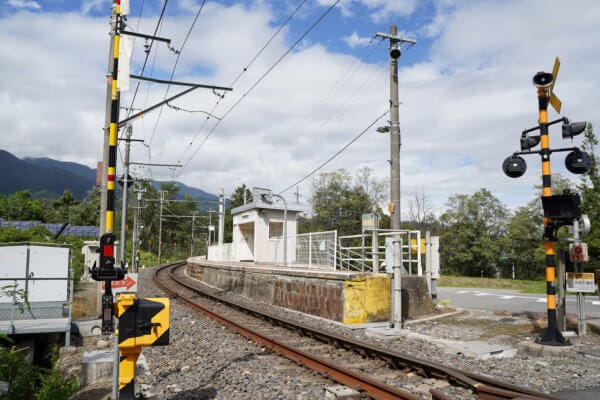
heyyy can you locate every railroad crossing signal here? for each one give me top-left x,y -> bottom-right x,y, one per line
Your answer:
569,243 -> 589,263
500,58 -> 592,346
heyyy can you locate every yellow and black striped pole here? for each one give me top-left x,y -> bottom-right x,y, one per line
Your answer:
535,75 -> 568,345
106,0 -> 122,235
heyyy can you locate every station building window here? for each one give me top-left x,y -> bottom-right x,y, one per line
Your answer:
269,221 -> 283,238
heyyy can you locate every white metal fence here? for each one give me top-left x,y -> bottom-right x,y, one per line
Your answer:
288,230 -> 337,270
207,243 -> 234,262
337,229 -> 422,274
206,228 -> 426,275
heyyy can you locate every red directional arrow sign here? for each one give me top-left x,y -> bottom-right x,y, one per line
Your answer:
101,273 -> 138,293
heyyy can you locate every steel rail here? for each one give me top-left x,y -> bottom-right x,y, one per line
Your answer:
154,262 -> 559,400
153,262 -> 420,400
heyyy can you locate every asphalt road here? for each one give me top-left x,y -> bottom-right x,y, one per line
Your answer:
436,286 -> 600,320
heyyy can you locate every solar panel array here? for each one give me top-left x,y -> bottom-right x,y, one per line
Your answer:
0,219 -> 99,238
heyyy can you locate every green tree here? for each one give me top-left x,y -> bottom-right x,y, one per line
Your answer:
354,165 -> 387,207
577,123 -> 600,269
439,188 -> 509,276
224,184 -> 252,243
503,199 -> 545,279
70,187 -> 101,226
43,190 -> 78,223
0,191 -> 45,221
309,169 -> 373,236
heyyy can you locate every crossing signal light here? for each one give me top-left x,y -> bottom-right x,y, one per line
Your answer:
520,135 -> 540,150
502,155 -> 527,178
569,243 -> 589,262
565,150 -> 592,174
91,233 -> 126,281
562,119 -> 587,139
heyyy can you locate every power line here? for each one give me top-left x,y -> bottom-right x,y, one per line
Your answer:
123,0 -> 170,121
178,0 -> 342,176
286,37 -> 385,145
147,0 -> 207,148
229,0 -> 308,89
278,110 -> 390,195
174,0 -> 309,167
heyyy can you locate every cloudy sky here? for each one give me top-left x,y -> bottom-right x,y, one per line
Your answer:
2,0 -> 600,216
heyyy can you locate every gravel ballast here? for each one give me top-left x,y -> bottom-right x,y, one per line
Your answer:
72,265 -> 600,399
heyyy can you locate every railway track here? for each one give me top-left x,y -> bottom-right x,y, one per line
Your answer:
153,262 -> 559,400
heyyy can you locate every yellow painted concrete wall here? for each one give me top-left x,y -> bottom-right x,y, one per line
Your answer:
342,274 -> 390,324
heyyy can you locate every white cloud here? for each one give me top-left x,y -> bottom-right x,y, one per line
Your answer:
317,0 -> 419,20
343,31 -> 371,48
81,0 -> 105,15
360,0 -> 419,21
6,0 -> 41,10
1,0 -> 600,219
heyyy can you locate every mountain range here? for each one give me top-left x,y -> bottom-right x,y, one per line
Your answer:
0,149 -> 218,204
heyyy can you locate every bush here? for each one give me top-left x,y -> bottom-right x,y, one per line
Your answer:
36,369 -> 79,400
0,342 -> 79,400
0,345 -> 40,400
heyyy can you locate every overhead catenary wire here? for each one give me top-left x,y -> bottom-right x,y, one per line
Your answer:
178,0 -> 342,176
118,0 -> 169,179
147,0 -> 208,148
174,0 -> 309,167
278,110 -> 390,195
123,0 -> 170,122
286,37 -> 384,141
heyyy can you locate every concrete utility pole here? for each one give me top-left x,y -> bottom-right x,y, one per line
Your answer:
131,186 -> 144,272
208,210 -> 213,249
190,212 -> 195,257
119,124 -> 132,267
158,190 -> 166,265
375,26 -> 416,230
375,26 -> 416,330
218,188 -> 225,247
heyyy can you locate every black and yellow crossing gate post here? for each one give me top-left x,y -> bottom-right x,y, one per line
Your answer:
90,1 -> 171,399
502,58 -> 591,345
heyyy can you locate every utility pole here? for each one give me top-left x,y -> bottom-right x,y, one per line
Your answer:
294,186 -> 301,204
119,124 -> 132,268
375,26 -> 416,330
131,186 -> 144,272
190,212 -> 195,257
218,188 -> 225,248
208,210 -> 214,250
375,26 -> 416,230
158,190 -> 166,265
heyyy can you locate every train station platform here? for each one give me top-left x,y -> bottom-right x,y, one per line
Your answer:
187,257 -> 433,324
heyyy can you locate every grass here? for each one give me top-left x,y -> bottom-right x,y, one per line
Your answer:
438,275 -> 547,294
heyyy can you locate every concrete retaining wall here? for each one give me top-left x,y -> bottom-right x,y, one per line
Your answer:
187,261 -> 432,323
